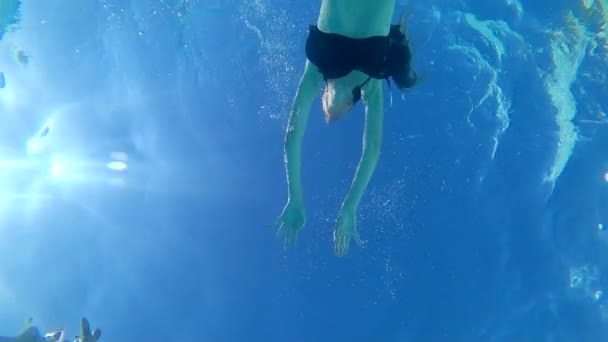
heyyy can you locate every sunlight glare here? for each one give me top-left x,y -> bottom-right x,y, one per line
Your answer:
0,86 -> 17,111
26,121 -> 53,154
107,161 -> 128,171
27,137 -> 44,154
108,152 -> 129,171
50,160 -> 64,178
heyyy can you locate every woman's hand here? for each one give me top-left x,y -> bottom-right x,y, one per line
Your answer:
77,318 -> 101,342
275,199 -> 306,249
334,206 -> 362,257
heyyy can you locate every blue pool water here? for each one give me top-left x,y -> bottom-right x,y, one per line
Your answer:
1,0 -> 608,341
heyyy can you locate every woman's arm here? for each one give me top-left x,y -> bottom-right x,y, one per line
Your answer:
283,61 -> 323,204
341,80 -> 384,211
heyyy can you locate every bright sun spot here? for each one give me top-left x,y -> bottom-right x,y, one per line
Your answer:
107,161 -> 128,171
27,138 -> 44,154
0,86 -> 17,111
50,161 -> 64,178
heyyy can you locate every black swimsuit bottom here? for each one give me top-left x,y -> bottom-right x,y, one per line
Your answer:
305,25 -> 409,81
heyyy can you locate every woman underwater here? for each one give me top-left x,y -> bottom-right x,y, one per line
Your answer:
275,0 -> 418,256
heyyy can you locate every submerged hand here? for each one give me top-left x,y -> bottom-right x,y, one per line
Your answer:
333,207 -> 362,257
76,318 -> 101,342
274,200 -> 306,249
4,318 -> 101,342
9,324 -> 41,342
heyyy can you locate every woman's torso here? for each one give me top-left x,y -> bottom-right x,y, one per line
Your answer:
317,0 -> 396,38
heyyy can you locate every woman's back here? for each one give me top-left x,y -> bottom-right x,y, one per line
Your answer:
317,0 -> 397,38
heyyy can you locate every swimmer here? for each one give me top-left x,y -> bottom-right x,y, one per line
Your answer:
0,318 -> 101,342
275,0 -> 418,257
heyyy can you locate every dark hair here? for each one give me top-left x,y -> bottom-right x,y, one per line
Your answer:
388,26 -> 419,90
392,66 -> 418,90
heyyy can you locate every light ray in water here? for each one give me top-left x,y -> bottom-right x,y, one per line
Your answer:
543,12 -> 590,187
448,12 -> 524,160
